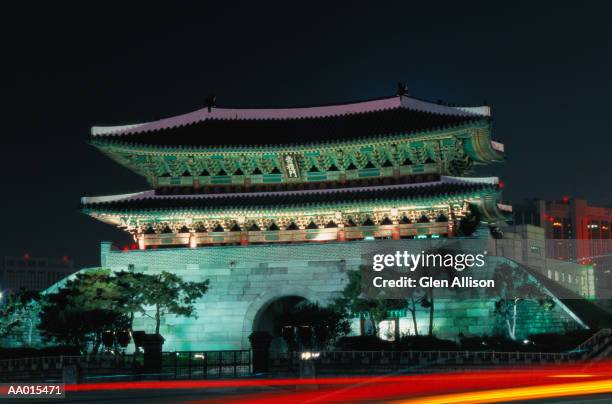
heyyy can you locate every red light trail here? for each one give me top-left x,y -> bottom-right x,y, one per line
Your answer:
64,361 -> 612,403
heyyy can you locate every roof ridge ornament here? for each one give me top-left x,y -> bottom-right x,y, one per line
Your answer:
396,82 -> 408,97
206,94 -> 216,113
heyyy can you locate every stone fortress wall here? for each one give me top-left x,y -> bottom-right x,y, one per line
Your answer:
101,236 -> 584,351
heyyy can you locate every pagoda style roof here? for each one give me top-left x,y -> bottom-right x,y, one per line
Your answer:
91,95 -> 490,148
89,93 -> 502,189
82,176 -> 500,215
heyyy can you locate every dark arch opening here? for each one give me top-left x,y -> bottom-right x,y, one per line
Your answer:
253,296 -> 308,338
253,296 -> 319,353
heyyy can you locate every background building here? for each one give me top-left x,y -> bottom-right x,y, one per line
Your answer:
491,224 -> 596,300
1,255 -> 75,294
512,198 -> 612,306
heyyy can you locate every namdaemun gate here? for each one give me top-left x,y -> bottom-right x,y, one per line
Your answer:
77,90 -> 585,351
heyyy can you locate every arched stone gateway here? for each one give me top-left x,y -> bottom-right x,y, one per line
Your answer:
252,296 -> 307,334
251,296 -> 307,353
90,241 -> 588,351
102,242 -> 351,351
23,240 -> 587,351
241,286 -> 322,349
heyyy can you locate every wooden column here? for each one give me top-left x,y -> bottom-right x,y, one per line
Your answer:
392,226 -> 400,240
240,231 -> 249,246
189,233 -> 197,248
138,235 -> 146,250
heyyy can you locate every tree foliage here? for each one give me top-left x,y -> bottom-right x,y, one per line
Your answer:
0,290 -> 41,346
335,269 -> 405,336
38,269 -> 129,353
490,264 -> 555,340
137,271 -> 209,335
113,271 -> 149,331
455,207 -> 481,237
411,246 -> 468,336
277,302 -> 350,350
36,269 -> 210,353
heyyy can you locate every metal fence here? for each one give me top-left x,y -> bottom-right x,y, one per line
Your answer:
572,328 -> 612,359
164,350 -> 251,379
3,340 -> 610,382
270,349 -> 576,374
0,350 -> 251,382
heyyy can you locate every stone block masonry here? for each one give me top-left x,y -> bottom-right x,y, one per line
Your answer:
100,240 -> 584,351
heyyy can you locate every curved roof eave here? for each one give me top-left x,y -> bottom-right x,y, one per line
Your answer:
89,120 -> 491,154
91,95 -> 491,137
81,176 -> 499,205
81,176 -> 499,216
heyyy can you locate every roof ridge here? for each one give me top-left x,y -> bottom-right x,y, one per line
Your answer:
91,95 -> 490,137
90,119 -> 485,151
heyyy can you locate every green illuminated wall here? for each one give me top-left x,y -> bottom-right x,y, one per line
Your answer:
98,239 -> 584,351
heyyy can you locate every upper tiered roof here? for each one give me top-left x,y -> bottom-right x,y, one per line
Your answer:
89,92 -> 502,191
91,95 -> 490,148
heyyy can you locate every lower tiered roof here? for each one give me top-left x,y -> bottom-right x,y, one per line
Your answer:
82,176 -> 509,247
82,177 -> 499,214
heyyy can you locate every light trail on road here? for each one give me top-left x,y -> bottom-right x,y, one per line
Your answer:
64,361 -> 612,403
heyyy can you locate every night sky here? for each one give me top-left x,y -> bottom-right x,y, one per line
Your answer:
1,2 -> 611,268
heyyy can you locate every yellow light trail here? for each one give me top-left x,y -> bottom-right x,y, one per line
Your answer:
393,378 -> 612,404
548,374 -> 594,378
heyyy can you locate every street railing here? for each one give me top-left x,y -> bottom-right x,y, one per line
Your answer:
0,350 -> 251,382
3,340 -> 610,382
270,349 -> 575,373
571,328 -> 612,358
163,350 -> 251,379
